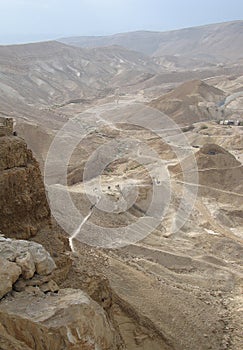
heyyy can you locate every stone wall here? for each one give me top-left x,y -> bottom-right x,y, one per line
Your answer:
0,117 -> 13,137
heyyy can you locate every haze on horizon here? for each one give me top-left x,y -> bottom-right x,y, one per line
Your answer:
0,0 -> 242,45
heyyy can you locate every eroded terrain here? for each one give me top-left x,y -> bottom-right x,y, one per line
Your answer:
0,21 -> 243,350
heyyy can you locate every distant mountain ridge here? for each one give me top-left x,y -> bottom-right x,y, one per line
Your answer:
0,41 -> 161,120
59,20 -> 243,63
0,20 -> 242,135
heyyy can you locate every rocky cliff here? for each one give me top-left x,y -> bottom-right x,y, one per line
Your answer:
0,125 -> 125,349
0,131 -> 51,239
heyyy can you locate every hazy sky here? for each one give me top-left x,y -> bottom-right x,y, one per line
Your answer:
0,0 -> 242,44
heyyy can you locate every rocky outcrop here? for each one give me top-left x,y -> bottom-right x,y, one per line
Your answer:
0,236 -> 56,299
0,289 -> 123,350
0,128 -> 125,349
0,236 -> 125,349
0,134 -> 50,239
0,117 -> 13,137
0,323 -> 33,350
0,257 -> 21,300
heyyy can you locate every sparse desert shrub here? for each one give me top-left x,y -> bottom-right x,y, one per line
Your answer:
200,124 -> 208,130
182,124 -> 195,132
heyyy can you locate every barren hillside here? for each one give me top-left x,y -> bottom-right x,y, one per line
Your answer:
149,79 -> 225,125
0,41 -> 160,122
60,21 -> 243,63
0,19 -> 242,350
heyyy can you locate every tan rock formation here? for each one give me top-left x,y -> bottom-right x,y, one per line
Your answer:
0,289 -> 123,350
0,257 -> 21,299
0,236 -> 56,277
0,117 -> 13,137
0,236 -> 57,300
0,133 -> 51,239
0,323 -> 32,350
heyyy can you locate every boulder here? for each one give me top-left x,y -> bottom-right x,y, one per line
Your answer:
0,258 -> 21,299
0,237 -> 57,299
15,251 -> 35,279
28,242 -> 56,275
0,237 -> 56,278
0,289 -> 123,350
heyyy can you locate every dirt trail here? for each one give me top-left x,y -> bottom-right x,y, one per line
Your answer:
174,164 -> 243,175
175,180 -> 243,198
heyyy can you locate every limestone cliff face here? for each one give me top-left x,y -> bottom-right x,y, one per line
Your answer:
0,129 -> 125,349
0,135 -> 51,239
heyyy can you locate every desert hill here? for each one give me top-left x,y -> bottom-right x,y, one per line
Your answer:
149,79 -> 225,125
172,143 -> 243,191
0,41 -> 160,121
0,21 -> 242,134
196,144 -> 243,193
